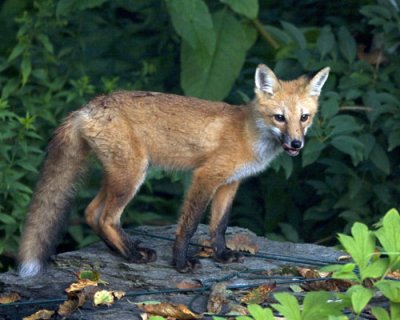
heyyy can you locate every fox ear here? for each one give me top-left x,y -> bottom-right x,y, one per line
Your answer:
255,64 -> 280,95
308,67 -> 330,96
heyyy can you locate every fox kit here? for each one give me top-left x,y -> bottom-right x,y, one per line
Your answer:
18,65 -> 329,277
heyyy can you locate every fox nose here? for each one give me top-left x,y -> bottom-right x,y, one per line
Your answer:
291,140 -> 302,149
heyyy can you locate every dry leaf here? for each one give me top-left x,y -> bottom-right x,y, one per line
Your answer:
0,292 -> 21,304
387,270 -> 400,279
58,299 -> 79,317
112,290 -> 126,300
65,279 -> 98,293
241,283 -> 276,305
197,239 -> 214,258
297,267 -> 352,292
93,290 -> 115,306
207,282 -> 229,314
22,309 -> 54,320
227,234 -> 259,254
229,304 -> 249,316
138,302 -> 201,319
357,44 -> 386,65
176,280 -> 202,289
337,255 -> 352,262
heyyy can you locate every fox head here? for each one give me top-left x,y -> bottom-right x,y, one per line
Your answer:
253,64 -> 330,156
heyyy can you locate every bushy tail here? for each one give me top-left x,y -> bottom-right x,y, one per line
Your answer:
18,112 -> 89,277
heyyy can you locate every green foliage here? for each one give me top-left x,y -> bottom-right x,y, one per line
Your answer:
0,0 -> 399,271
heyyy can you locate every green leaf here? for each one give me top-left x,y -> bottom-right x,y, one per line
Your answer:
338,223 -> 375,280
0,213 -> 17,225
330,135 -> 365,161
302,139 -> 325,167
247,304 -> 274,320
57,0 -> 108,16
302,291 -> 344,319
375,280 -> 400,303
391,302 -> 400,320
370,142 -> 390,175
220,0 -> 259,19
272,292 -> 301,320
348,285 -> 373,314
371,307 -> 390,320
8,42 -> 26,62
328,115 -> 363,137
165,0 -> 215,56
281,21 -> 306,49
316,26 -> 335,59
375,209 -> 400,268
181,10 -> 256,100
388,130 -> 400,151
21,54 -> 31,85
338,26 -> 356,64
363,257 -> 388,279
37,34 -> 54,54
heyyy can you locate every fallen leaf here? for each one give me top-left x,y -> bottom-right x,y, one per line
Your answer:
197,239 -> 214,258
241,283 -> 276,305
387,270 -> 400,279
93,290 -> 115,306
58,299 -> 79,317
112,290 -> 126,300
227,234 -> 259,254
337,255 -> 352,262
0,292 -> 21,304
77,269 -> 100,282
228,303 -> 249,316
22,309 -> 54,320
176,280 -> 202,289
65,279 -> 98,293
357,44 -> 386,65
138,302 -> 201,319
207,282 -> 229,314
297,267 -> 352,292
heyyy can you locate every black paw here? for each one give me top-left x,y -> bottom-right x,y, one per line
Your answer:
128,240 -> 157,263
174,257 -> 202,273
214,249 -> 243,263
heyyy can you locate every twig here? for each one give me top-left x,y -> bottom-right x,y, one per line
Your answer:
252,18 -> 280,50
339,106 -> 373,112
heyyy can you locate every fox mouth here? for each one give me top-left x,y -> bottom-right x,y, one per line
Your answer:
282,144 -> 301,156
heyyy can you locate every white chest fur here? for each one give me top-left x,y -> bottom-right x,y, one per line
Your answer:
226,131 -> 282,183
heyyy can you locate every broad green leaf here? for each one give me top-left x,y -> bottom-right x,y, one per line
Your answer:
220,0 -> 259,19
302,139 -> 325,167
302,291 -> 344,319
338,26 -> 356,63
320,93 -> 340,119
338,223 -> 375,280
330,136 -> 365,163
363,258 -> 388,279
37,34 -> 54,54
328,115 -> 363,137
247,304 -> 274,320
375,280 -> 400,303
375,209 -> 400,268
370,142 -> 390,175
165,0 -> 215,56
371,307 -> 390,320
348,285 -> 373,314
388,130 -> 400,151
272,292 -> 301,320
181,10 -> 256,100
391,302 -> 400,320
316,26 -> 335,59
281,21 -> 306,49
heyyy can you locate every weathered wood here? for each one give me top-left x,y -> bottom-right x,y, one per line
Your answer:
0,225 -> 343,320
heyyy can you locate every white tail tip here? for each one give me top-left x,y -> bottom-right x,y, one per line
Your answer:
18,260 -> 43,278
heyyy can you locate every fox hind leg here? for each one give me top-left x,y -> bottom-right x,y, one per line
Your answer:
85,130 -> 156,263
209,181 -> 243,263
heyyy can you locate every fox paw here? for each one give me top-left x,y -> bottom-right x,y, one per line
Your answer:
128,240 -> 157,263
214,249 -> 243,263
174,257 -> 202,273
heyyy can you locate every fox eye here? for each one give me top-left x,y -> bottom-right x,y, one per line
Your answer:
300,114 -> 310,122
274,114 -> 285,122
